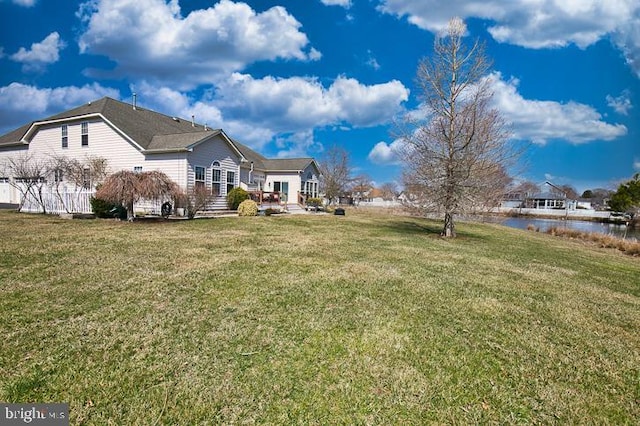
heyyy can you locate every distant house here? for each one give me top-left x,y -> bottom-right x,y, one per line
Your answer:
526,192 -> 566,209
574,198 -> 593,210
0,97 -> 320,213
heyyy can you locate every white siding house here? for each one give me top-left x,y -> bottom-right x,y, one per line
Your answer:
0,97 -> 320,214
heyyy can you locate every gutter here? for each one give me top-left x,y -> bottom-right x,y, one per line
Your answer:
143,148 -> 192,154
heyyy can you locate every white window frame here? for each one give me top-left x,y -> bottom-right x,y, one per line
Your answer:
212,162 -> 221,196
81,121 -> 89,147
195,166 -> 206,189
226,170 -> 235,194
61,125 -> 68,148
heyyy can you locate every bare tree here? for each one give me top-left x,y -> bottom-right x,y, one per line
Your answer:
558,184 -> 579,200
397,17 -> 517,237
49,155 -> 109,212
1,153 -> 49,213
380,182 -> 398,201
96,170 -> 180,220
350,174 -> 372,205
175,185 -> 216,219
319,146 -> 351,205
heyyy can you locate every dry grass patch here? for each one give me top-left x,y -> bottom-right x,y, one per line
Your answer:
547,226 -> 640,256
0,210 -> 639,423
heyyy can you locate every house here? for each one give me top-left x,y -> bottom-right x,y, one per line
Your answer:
526,192 -> 566,209
0,97 -> 320,213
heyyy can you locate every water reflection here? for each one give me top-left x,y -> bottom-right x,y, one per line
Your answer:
497,217 -> 639,240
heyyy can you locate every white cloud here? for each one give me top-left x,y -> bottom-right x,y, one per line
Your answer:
376,71 -> 627,158
612,16 -> 640,77
486,72 -> 627,144
126,75 -> 408,152
320,0 -> 351,8
214,73 -> 409,131
12,0 -> 36,6
634,158 -> 640,171
368,139 -> 405,165
606,90 -> 633,115
77,0 -> 318,87
378,0 -> 640,77
10,32 -> 66,71
0,82 -> 120,132
273,131 -> 323,158
366,50 -> 381,70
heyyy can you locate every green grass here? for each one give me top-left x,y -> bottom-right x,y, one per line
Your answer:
1,210 -> 639,424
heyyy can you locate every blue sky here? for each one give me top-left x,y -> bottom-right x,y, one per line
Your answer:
1,0 -> 638,193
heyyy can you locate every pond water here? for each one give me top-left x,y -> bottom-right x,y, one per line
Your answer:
494,216 -> 639,240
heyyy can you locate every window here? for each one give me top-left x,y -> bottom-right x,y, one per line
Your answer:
212,168 -> 221,195
54,169 -> 64,183
81,122 -> 89,146
82,168 -> 91,189
226,171 -> 235,194
195,166 -> 206,188
273,181 -> 289,200
61,125 -> 68,148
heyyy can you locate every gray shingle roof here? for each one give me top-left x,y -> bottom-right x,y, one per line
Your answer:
0,97 -> 216,150
230,139 -> 317,173
0,97 -> 317,173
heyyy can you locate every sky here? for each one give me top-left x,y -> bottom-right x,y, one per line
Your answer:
0,0 -> 639,193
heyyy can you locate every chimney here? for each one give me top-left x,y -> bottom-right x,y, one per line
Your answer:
133,93 -> 137,110
191,115 -> 195,127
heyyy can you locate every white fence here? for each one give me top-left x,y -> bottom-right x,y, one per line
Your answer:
19,188 -> 172,216
21,189 -> 95,214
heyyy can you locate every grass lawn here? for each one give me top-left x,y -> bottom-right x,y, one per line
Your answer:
0,209 -> 639,424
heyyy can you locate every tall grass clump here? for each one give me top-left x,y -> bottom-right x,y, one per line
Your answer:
547,226 -> 640,256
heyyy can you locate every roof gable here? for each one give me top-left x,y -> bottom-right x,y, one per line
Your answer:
0,97 -> 217,151
0,97 -> 316,169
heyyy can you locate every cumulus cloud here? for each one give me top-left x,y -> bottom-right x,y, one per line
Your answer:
214,73 -> 409,132
0,82 -> 120,133
606,90 -> 633,115
125,75 -> 408,152
10,32 -> 66,72
378,0 -> 640,77
370,71 -> 627,161
320,0 -> 352,7
368,139 -> 405,165
486,72 -> 627,144
77,0 -> 318,87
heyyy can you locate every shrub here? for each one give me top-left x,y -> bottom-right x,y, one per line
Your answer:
264,208 -> 280,216
176,186 -> 216,219
238,199 -> 258,216
227,187 -> 249,210
90,197 -> 127,219
306,197 -> 323,211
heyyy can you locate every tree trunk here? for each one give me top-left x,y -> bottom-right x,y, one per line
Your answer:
442,212 -> 456,238
126,200 -> 134,221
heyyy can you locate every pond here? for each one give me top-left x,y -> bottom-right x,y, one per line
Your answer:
494,216 -> 639,240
